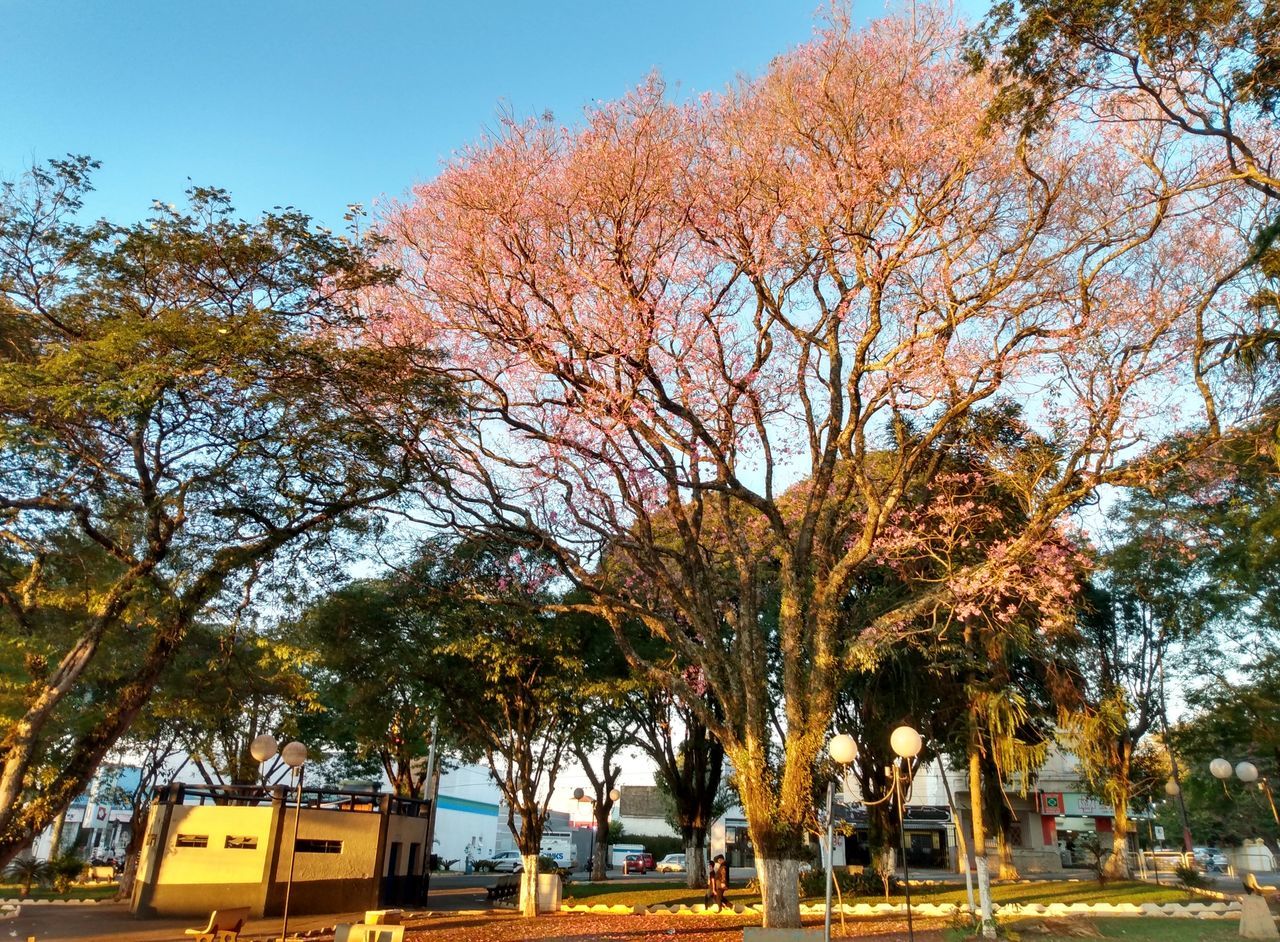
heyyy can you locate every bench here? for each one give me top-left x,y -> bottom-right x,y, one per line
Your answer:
1245,872 -> 1279,900
334,926 -> 404,942
184,907 -> 250,942
487,873 -> 520,905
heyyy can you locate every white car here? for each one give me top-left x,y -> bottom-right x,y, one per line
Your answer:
657,853 -> 686,873
1193,847 -> 1228,872
491,850 -> 525,873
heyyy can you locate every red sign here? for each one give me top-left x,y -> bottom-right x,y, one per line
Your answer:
1039,792 -> 1064,815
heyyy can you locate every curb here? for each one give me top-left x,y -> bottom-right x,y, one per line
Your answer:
561,900 -> 1245,919
0,897 -> 109,905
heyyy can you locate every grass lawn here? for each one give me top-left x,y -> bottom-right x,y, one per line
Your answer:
912,881 -> 1191,906
1016,917 -> 1239,942
563,880 -> 1193,909
0,881 -> 119,901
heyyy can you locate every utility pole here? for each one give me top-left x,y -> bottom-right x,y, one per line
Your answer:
421,719 -> 441,905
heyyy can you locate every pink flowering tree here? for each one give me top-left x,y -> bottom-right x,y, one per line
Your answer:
373,10 -> 1260,926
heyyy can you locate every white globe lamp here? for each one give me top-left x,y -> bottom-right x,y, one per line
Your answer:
1210,758 -> 1233,780
249,734 -> 279,763
890,725 -> 923,759
828,734 -> 858,766
1236,761 -> 1260,783
281,741 -> 308,770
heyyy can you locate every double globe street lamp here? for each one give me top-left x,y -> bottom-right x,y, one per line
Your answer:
1210,758 -> 1279,824
824,725 -> 923,942
572,786 -> 621,877
250,734 -> 308,941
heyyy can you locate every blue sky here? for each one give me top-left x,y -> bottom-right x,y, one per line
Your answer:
2,0 -> 986,227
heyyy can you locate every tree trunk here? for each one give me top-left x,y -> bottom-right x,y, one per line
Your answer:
1106,805 -> 1132,879
996,826 -> 1019,880
47,812 -> 65,859
519,854 -> 540,916
969,751 -> 985,868
755,855 -> 802,928
685,830 -> 709,889
115,806 -> 149,900
591,834 -> 608,882
970,749 -> 995,938
592,804 -> 610,882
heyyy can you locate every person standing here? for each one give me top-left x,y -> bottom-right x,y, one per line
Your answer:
711,854 -> 729,906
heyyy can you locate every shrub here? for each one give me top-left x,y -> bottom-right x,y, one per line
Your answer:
3,857 -> 51,896
1174,863 -> 1209,891
47,854 -> 85,893
799,864 -> 896,899
473,859 -> 496,872
1079,835 -> 1110,886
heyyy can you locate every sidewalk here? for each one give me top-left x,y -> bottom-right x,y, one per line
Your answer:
5,902 -> 365,942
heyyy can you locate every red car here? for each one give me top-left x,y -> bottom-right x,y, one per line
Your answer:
641,852 -> 656,870
622,854 -> 648,875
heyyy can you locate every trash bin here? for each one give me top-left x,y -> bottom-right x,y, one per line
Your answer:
536,872 -> 562,911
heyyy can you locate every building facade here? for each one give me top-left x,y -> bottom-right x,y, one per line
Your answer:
131,782 -> 430,918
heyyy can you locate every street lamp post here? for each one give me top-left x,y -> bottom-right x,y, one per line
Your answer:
1211,758 -> 1280,824
822,727 -> 922,942
573,786 -> 621,879
250,734 -> 308,941
825,734 -> 858,942
889,726 -> 924,942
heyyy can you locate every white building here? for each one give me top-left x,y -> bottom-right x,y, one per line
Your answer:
430,763 -> 501,870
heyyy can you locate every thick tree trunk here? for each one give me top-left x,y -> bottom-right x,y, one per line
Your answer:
755,855 -> 802,928
592,804 -> 610,881
1106,805 -> 1132,878
115,806 -> 148,900
685,830 -> 708,889
591,837 -> 607,882
519,854 -> 540,916
996,826 -> 1019,880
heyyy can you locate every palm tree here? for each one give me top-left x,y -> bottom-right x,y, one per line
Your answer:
4,856 -> 51,897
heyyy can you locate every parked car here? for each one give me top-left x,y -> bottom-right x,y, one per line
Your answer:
657,853 -> 686,873
491,850 -> 525,873
1193,846 -> 1228,872
623,853 -> 647,875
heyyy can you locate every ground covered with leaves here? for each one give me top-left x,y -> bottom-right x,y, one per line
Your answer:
403,911 -> 947,941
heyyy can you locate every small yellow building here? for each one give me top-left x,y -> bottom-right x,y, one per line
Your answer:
131,783 -> 431,918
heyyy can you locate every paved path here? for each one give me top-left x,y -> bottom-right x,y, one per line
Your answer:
2,902 -> 365,942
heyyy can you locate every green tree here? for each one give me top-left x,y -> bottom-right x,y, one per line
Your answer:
1164,652 -> 1280,845
0,157 -> 448,865
968,0 -> 1279,205
3,854 -> 50,896
403,539 -> 584,917
626,679 -> 725,889
293,580 -> 444,796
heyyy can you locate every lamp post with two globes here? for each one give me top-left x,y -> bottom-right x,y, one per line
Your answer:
250,734 -> 308,941
822,726 -> 922,942
1210,758 -> 1280,824
573,786 -> 621,879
